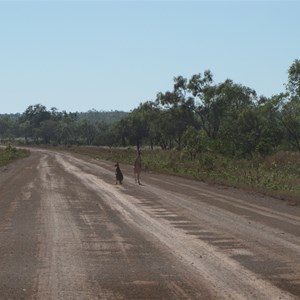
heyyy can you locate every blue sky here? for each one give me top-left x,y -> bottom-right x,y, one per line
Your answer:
0,1 -> 299,114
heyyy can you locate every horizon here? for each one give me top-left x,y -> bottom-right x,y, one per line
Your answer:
0,1 -> 299,114
0,107 -> 130,115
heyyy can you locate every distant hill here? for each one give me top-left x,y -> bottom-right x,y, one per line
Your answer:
0,110 -> 128,124
77,109 -> 128,123
0,113 -> 21,121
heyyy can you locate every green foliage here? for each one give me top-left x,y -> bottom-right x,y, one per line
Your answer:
256,139 -> 273,156
5,144 -> 17,156
67,146 -> 300,203
287,59 -> 300,97
77,109 -> 128,124
0,145 -> 30,166
0,105 -> 127,147
1,60 -> 300,203
182,127 -> 206,160
280,96 -> 300,151
157,79 -> 197,150
1,59 -> 300,162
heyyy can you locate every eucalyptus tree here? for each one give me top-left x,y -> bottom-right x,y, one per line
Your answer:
124,105 -> 149,150
186,70 -> 223,139
94,121 -> 115,147
280,97 -> 300,151
79,120 -> 97,145
155,109 -> 178,150
55,111 -> 79,145
136,101 -> 162,149
0,116 -> 11,140
157,76 -> 197,150
215,79 -> 257,156
286,59 -> 300,97
19,104 -> 52,143
255,96 -> 284,155
21,104 -> 51,129
114,117 -> 130,147
278,59 -> 300,151
39,119 -> 59,144
182,126 -> 207,160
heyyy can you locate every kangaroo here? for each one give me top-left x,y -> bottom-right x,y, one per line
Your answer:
134,150 -> 142,185
115,162 -> 123,185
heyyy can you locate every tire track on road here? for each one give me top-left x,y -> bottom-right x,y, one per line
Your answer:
33,154 -> 98,300
57,153 -> 297,300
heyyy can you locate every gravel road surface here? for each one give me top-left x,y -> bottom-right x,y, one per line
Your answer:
0,148 -> 299,299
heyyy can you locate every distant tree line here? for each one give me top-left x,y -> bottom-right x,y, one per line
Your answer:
115,59 -> 300,157
1,59 -> 300,158
0,108 -> 127,147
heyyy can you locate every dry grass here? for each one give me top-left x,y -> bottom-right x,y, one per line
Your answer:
63,146 -> 300,205
0,145 -> 30,167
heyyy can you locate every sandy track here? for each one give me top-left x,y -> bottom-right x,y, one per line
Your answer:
0,149 -> 299,299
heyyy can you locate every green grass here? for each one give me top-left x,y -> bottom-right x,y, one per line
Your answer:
0,145 -> 30,167
63,146 -> 300,204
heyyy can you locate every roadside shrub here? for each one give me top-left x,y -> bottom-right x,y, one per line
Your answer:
0,145 -> 30,166
201,154 -> 215,171
63,146 -> 300,203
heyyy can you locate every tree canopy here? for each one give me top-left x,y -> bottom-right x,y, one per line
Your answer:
1,59 -> 300,156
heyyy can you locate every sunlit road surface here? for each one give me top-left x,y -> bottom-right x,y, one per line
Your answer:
0,148 -> 299,299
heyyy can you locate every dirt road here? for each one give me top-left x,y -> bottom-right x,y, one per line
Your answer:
0,148 -> 299,300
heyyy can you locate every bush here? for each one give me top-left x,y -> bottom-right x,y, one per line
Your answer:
0,145 -> 29,166
63,146 -> 300,203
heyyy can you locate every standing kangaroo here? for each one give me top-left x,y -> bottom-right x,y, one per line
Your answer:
115,162 -> 123,185
134,150 -> 142,185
